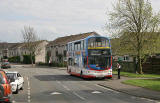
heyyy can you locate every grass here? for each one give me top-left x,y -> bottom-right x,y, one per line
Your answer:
113,71 -> 160,78
122,79 -> 160,91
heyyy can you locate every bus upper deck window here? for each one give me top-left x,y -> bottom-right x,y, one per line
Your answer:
97,42 -> 102,47
106,40 -> 110,47
81,41 -> 84,50
91,42 -> 94,47
102,40 -> 106,47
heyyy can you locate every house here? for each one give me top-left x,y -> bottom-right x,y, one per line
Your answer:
46,32 -> 99,64
8,40 -> 48,63
0,42 -> 19,60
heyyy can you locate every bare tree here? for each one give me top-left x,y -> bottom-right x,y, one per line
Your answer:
21,26 -> 41,66
107,0 -> 160,74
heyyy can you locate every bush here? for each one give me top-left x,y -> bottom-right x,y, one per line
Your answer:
8,56 -> 20,63
37,61 -> 67,67
37,62 -> 48,66
50,62 -> 67,67
23,55 -> 35,64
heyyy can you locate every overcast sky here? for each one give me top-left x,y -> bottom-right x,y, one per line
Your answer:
0,0 -> 160,43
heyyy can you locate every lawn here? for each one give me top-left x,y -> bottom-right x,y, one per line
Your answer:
122,79 -> 160,91
113,71 -> 160,78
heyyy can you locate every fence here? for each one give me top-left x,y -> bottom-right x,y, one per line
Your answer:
112,61 -> 135,73
113,57 -> 160,74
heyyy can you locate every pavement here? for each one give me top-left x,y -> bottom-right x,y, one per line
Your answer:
99,75 -> 160,101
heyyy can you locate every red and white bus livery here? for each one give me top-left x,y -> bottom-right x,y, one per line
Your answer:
67,35 -> 112,79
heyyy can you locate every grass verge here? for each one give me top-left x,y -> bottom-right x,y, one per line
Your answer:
122,79 -> 160,91
113,71 -> 160,78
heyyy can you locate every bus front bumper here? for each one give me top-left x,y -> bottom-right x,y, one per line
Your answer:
83,71 -> 112,78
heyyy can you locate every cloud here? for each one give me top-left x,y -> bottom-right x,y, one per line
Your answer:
0,0 -> 159,42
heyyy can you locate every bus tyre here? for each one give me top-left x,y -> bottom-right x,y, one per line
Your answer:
107,77 -> 112,79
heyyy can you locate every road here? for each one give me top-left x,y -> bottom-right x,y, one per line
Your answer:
10,65 -> 158,103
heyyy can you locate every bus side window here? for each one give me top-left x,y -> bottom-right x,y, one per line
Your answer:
68,58 -> 71,66
81,40 -> 83,50
74,58 -> 77,66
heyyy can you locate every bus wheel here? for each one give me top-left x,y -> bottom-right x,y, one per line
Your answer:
107,77 -> 112,79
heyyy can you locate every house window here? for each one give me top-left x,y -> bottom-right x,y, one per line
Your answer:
124,56 -> 129,61
70,44 -> 72,51
56,51 -> 58,56
63,50 -> 66,57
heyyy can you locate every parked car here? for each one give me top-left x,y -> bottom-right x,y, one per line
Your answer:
6,71 -> 24,94
1,62 -> 11,69
0,70 -> 12,103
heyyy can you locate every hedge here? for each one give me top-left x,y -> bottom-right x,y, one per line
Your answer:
23,55 -> 35,64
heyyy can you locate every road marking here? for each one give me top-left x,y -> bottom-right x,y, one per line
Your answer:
140,98 -> 157,102
92,91 -> 102,94
12,100 -> 16,103
56,81 -> 61,84
62,85 -> 71,91
56,80 -> 71,91
95,84 -> 119,93
28,95 -> 31,99
73,92 -> 85,100
50,92 -> 62,95
28,81 -> 30,87
28,100 -> 31,103
27,77 -> 31,103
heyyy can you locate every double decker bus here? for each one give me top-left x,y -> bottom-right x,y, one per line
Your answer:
67,35 -> 112,79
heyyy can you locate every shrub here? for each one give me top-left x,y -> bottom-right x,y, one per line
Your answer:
23,55 -> 35,64
8,56 -> 20,63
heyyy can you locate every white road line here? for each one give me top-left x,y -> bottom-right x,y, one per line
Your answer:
140,98 -> 157,102
56,81 -> 61,84
28,95 -> 31,99
28,99 -> 30,103
50,92 -> 62,95
73,92 -> 85,100
56,80 -> 71,91
27,77 -> 31,103
28,81 -> 30,87
95,84 -> 119,93
12,100 -> 16,103
62,85 -> 71,91
92,91 -> 102,94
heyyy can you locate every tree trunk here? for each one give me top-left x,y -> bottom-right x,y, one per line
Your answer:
138,56 -> 143,74
30,53 -> 34,67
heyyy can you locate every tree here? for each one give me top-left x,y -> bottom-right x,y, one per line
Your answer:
107,0 -> 160,74
21,26 -> 41,66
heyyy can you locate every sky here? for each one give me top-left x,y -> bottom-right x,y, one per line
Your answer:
0,0 -> 160,43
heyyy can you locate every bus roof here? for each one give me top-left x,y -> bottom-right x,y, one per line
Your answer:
67,35 -> 110,44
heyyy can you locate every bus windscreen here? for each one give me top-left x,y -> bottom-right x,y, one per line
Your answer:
88,37 -> 110,47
